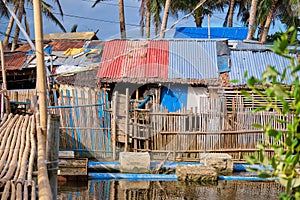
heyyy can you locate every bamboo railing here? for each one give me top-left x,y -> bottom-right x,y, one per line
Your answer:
0,114 -> 39,199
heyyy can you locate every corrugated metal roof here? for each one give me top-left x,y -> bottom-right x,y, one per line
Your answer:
83,40 -> 105,50
52,50 -> 103,68
98,39 -> 219,83
169,40 -> 218,80
0,52 -> 27,71
43,32 -> 98,41
16,41 -> 85,52
98,40 -> 169,80
174,27 -> 248,40
233,40 -> 269,50
230,50 -> 292,85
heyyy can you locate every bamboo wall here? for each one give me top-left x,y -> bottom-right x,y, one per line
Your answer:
119,93 -> 292,161
49,86 -> 111,159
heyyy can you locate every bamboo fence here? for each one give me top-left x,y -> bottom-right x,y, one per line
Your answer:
123,94 -> 292,161
49,86 -> 111,159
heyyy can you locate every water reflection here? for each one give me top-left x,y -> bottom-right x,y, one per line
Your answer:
57,180 -> 283,200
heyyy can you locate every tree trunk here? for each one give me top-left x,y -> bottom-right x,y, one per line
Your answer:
160,0 -> 171,38
194,15 -> 204,27
246,0 -> 259,40
118,0 -> 126,39
3,3 -> 19,50
11,0 -> 25,51
260,0 -> 276,44
228,0 -> 235,27
146,9 -> 151,38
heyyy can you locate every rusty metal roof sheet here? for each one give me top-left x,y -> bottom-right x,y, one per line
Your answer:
16,41 -> 85,52
0,52 -> 27,71
98,39 -> 219,84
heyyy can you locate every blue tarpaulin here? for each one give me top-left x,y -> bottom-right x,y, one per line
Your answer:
174,27 -> 248,40
160,85 -> 187,112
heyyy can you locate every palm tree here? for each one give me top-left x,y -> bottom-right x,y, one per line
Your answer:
160,0 -> 171,38
2,0 -> 66,50
223,0 -> 249,27
92,0 -> 126,39
259,0 -> 278,43
169,0 -> 227,27
257,0 -> 299,43
246,0 -> 258,40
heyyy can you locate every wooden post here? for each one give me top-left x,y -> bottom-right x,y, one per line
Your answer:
46,114 -> 60,200
0,41 -> 10,114
112,91 -> 118,160
125,88 -> 129,151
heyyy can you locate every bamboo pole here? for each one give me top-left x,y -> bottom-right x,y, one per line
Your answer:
46,114 -> 60,200
27,116 -> 36,186
0,41 -> 10,115
1,181 -> 10,200
125,88 -> 129,152
36,113 -> 52,200
112,91 -> 117,160
11,181 -> 16,200
33,0 -> 47,140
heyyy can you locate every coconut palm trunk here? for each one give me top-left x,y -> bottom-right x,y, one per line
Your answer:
3,2 -> 18,50
119,0 -> 126,39
246,0 -> 258,40
160,0 -> 171,38
11,0 -> 25,51
260,0 -> 277,44
146,9 -> 151,38
228,0 -> 235,27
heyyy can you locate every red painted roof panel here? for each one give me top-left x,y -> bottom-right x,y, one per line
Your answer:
97,40 -> 169,80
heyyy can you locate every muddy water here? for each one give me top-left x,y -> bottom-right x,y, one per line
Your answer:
57,180 -> 283,200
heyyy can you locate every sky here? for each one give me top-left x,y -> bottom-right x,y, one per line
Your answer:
0,0 -> 287,42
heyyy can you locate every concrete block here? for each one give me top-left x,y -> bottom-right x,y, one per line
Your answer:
120,152 -> 150,173
201,153 -> 233,175
176,165 -> 218,182
119,181 -> 150,190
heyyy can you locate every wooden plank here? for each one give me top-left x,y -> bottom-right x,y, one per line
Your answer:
59,151 -> 75,159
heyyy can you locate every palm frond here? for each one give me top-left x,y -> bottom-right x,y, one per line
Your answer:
51,0 -> 63,16
0,1 -> 9,18
24,14 -> 30,36
91,0 -> 103,8
41,1 -> 66,32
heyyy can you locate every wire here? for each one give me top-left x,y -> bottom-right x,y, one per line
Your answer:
0,31 -> 27,42
25,7 -> 141,27
153,0 -> 207,39
81,0 -> 140,9
54,0 -> 210,78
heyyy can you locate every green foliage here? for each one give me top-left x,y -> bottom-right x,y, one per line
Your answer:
244,26 -> 300,199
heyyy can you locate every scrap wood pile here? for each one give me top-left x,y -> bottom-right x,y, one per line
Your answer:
0,113 -> 36,200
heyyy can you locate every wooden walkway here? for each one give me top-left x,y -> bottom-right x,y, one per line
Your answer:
0,113 -> 37,199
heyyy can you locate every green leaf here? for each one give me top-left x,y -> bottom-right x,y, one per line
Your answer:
230,79 -> 240,83
268,129 -> 279,137
243,71 -> 248,79
258,172 -> 271,178
252,123 -> 263,129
